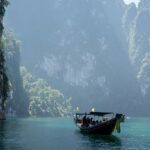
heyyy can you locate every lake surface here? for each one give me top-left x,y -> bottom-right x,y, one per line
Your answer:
0,117 -> 150,150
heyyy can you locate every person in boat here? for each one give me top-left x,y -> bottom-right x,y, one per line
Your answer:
102,117 -> 108,122
96,120 -> 99,124
82,115 -> 87,125
82,115 -> 90,127
90,117 -> 93,124
76,116 -> 81,123
92,120 -> 96,125
86,117 -> 90,124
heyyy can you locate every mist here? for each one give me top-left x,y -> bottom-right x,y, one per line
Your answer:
4,0 -> 150,117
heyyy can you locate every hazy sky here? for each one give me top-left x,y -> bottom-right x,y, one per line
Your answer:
124,0 -> 141,6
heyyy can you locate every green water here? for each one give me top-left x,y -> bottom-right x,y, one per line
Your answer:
0,117 -> 150,150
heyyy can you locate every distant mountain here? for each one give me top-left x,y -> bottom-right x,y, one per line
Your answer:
5,0 -> 150,116
3,29 -> 73,117
123,0 -> 150,114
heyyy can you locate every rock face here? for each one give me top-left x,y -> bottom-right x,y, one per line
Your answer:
5,0 -> 150,116
37,0 -> 141,115
0,0 -> 9,119
13,0 -> 141,115
3,29 -> 29,116
123,0 -> 150,114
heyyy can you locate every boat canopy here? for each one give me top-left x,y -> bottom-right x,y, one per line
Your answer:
90,112 -> 114,116
76,112 -> 114,116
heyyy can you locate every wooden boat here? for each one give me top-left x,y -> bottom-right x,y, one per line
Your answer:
74,112 -> 124,135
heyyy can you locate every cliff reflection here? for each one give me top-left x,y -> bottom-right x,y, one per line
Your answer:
0,119 -> 24,150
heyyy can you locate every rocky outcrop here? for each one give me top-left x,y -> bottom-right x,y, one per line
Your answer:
5,0 -> 150,116
123,0 -> 150,115
0,0 -> 9,119
18,0 -> 141,115
3,29 -> 29,116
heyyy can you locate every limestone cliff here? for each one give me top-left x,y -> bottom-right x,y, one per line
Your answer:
0,0 -> 9,119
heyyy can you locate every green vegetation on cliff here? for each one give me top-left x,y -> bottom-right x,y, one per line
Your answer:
123,0 -> 150,114
20,66 -> 72,117
3,29 -> 73,117
3,29 -> 29,116
4,0 -> 150,116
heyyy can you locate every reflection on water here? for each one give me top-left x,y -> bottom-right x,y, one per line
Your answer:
0,117 -> 150,150
0,119 -> 24,150
75,130 -> 121,150
0,121 -> 5,150
0,118 -> 122,150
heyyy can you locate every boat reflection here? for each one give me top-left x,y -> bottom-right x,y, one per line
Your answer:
75,130 -> 122,149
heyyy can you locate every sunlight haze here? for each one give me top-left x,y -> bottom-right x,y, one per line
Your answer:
124,0 -> 141,6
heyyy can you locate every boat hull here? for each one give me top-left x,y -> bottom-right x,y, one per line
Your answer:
76,118 -> 117,135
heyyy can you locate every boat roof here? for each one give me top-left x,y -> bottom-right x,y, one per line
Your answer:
76,112 -> 114,116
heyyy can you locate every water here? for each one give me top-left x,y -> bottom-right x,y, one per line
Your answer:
0,117 -> 150,150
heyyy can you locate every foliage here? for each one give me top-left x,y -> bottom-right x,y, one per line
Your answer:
20,66 -> 72,117
3,29 -> 29,116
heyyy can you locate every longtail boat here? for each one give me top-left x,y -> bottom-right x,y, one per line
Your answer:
74,112 -> 125,135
